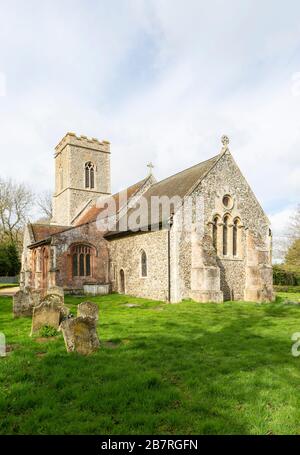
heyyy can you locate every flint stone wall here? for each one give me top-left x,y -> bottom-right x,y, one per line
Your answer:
108,230 -> 169,301
176,150 -> 272,302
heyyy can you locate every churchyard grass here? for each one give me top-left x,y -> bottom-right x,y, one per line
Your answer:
1,291 -> 300,435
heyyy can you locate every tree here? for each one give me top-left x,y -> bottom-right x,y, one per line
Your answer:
36,190 -> 52,221
0,244 -> 10,276
273,263 -> 299,286
6,243 -> 21,275
289,204 -> 300,241
272,204 -> 300,264
0,242 -> 20,276
0,178 -> 33,247
285,238 -> 300,271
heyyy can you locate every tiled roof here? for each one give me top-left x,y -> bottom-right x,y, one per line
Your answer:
105,154 -> 220,238
75,177 -> 150,225
30,224 -> 70,243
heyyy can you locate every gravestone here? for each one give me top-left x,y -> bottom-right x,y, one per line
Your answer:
13,289 -> 42,318
46,286 -> 64,302
60,317 -> 100,355
30,293 -> 69,335
0,332 -> 6,357
77,301 -> 99,321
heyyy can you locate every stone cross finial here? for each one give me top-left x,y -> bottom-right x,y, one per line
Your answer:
147,162 -> 154,175
221,135 -> 229,147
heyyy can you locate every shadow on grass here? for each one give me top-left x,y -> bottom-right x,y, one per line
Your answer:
1,295 -> 300,434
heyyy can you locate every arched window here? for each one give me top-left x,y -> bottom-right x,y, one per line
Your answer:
72,245 -> 94,277
119,269 -> 125,293
233,219 -> 238,257
212,216 -> 219,251
233,218 -> 242,257
223,215 -> 229,256
85,162 -> 95,189
141,250 -> 147,277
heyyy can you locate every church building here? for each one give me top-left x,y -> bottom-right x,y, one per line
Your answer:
21,132 -> 274,303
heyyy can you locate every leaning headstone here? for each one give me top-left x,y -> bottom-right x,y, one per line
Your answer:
77,302 -> 99,321
13,289 -> 42,318
30,293 -> 69,335
60,317 -> 100,355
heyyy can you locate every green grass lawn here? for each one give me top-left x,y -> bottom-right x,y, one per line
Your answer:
1,292 -> 300,435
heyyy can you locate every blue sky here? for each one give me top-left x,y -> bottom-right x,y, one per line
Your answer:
0,0 -> 299,235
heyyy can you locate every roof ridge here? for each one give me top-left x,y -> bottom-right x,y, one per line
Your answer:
30,223 -> 70,229
113,176 -> 149,197
151,154 -> 219,188
184,150 -> 226,197
74,176 -> 152,227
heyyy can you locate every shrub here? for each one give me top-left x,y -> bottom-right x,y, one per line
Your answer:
274,285 -> 300,293
273,264 -> 300,286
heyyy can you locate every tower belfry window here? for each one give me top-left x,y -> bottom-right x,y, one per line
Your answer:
85,162 -> 95,189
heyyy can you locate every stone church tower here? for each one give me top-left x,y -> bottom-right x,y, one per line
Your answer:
51,132 -> 111,226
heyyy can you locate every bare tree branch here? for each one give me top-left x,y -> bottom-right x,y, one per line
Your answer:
36,190 -> 52,220
0,177 -> 34,247
289,204 -> 300,241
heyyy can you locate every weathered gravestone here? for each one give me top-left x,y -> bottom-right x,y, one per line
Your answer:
46,286 -> 64,301
30,294 -> 69,335
77,301 -> 99,321
60,317 -> 100,355
13,289 -> 42,318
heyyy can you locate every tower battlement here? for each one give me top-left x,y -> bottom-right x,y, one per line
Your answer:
55,132 -> 110,157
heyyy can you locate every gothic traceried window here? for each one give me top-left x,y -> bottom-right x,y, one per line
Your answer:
141,250 -> 147,277
72,245 -> 93,277
85,162 -> 95,189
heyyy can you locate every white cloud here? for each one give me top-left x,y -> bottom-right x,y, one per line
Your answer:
269,206 -> 295,237
0,0 -> 299,219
